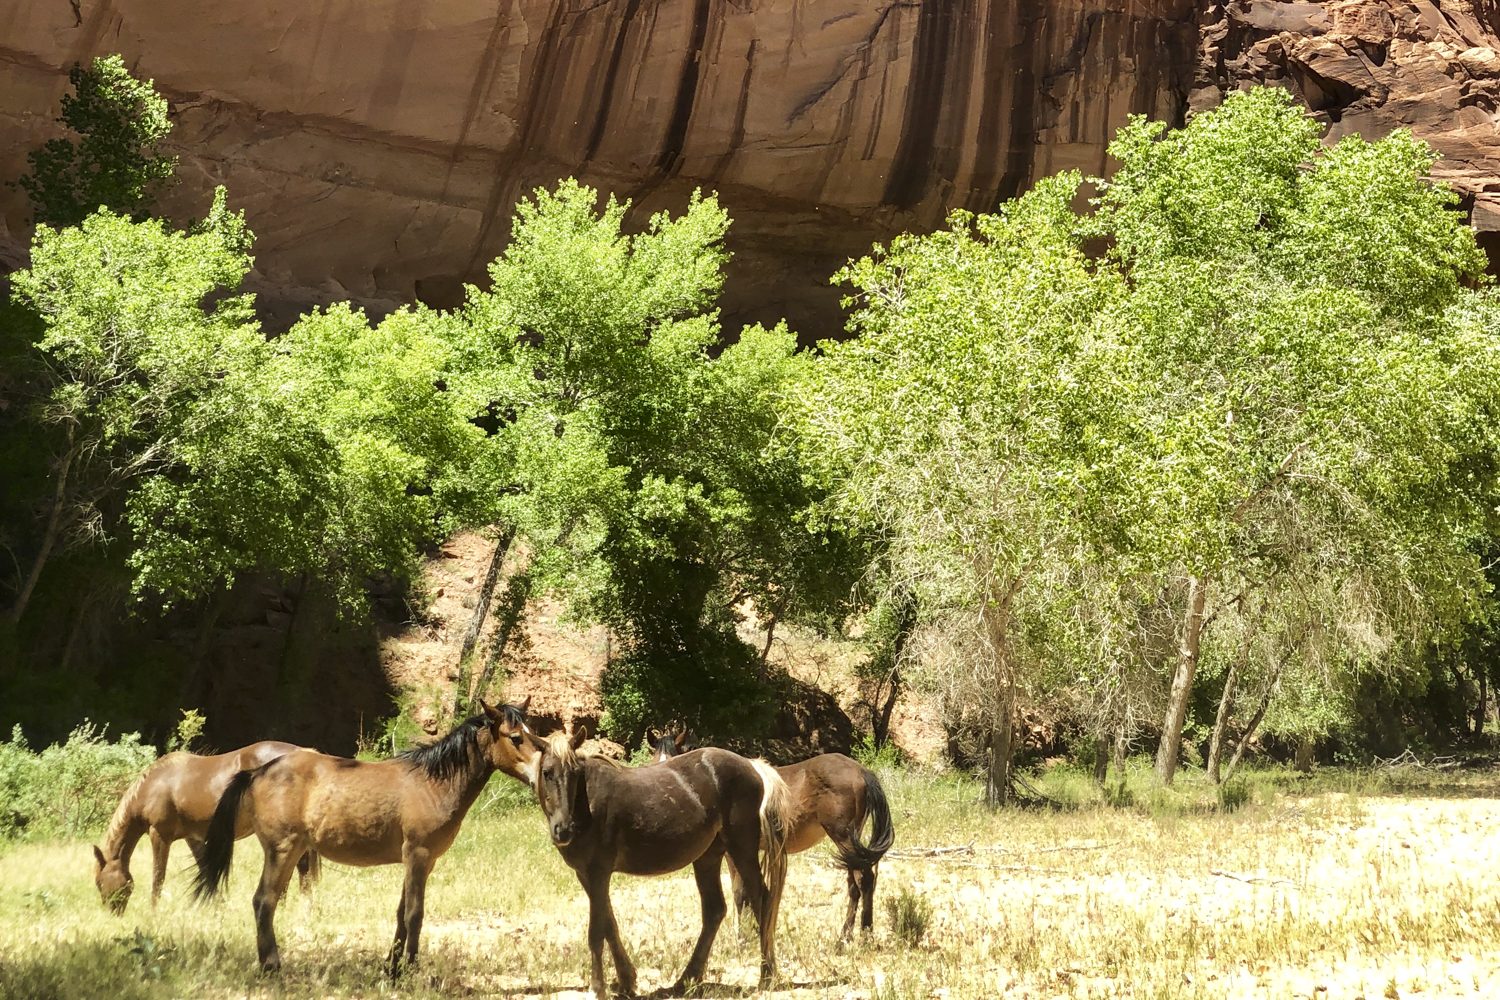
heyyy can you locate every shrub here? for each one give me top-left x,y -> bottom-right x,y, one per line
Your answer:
0,722 -> 155,840
851,732 -> 905,770
884,885 -> 932,947
1217,776 -> 1251,813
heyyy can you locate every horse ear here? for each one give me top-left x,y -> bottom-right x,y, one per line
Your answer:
479,700 -> 502,725
92,845 -> 106,871
649,727 -> 660,742
569,721 -> 590,751
522,729 -> 546,752
516,694 -> 532,715
675,730 -> 688,749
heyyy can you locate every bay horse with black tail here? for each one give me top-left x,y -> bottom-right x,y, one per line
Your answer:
193,698 -> 535,974
93,741 -> 320,914
527,726 -> 790,997
656,736 -> 894,940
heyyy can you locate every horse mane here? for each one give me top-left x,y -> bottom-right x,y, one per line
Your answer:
546,731 -> 582,773
100,766 -> 153,859
398,703 -> 529,782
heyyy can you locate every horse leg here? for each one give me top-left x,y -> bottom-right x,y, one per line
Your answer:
186,838 -> 207,869
148,829 -> 170,907
296,850 -> 319,894
387,885 -> 409,976
840,866 -> 860,942
392,846 -> 432,974
580,868 -> 636,998
859,864 -> 878,933
673,853 -> 728,992
252,841 -> 301,972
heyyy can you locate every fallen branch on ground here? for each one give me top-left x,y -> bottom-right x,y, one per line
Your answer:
1210,868 -> 1297,888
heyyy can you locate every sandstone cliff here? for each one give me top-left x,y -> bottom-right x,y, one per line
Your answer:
2,1 -> 1499,335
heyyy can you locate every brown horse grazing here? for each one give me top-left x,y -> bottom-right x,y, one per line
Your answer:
92,741 -> 320,914
193,699 -> 536,975
656,738 -> 894,941
527,727 -> 790,997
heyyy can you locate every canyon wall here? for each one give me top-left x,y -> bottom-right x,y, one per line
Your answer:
3,1 -> 1500,337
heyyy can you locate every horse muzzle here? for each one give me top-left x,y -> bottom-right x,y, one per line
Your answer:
550,823 -> 574,847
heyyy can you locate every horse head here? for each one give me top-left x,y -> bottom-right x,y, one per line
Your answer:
649,728 -> 689,762
480,696 -> 538,784
526,722 -> 589,846
93,844 -> 132,914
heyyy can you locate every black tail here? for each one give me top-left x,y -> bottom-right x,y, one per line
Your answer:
835,767 -> 894,871
192,768 -> 256,900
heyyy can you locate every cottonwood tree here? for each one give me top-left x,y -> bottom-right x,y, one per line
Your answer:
448,180 -> 861,737
795,174 -> 1144,805
17,55 -> 177,228
1095,89 -> 1499,782
4,189 -> 257,626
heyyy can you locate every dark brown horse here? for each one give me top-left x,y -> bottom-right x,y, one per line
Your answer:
648,727 -> 689,762
193,699 -> 536,974
93,741 -> 320,914
527,727 -> 790,996
656,737 -> 894,940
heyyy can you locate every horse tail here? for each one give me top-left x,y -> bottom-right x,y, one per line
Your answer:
750,759 -> 790,940
835,766 -> 895,872
192,768 -> 256,901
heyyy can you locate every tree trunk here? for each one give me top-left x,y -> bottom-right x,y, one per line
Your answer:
471,570 -> 532,709
177,581 -> 238,710
8,436 -> 76,625
986,677 -> 1015,807
1207,622 -> 1254,784
273,575 -> 334,740
1222,688 -> 1274,782
1092,739 -> 1109,785
1112,720 -> 1128,779
1479,667 -> 1490,738
1156,575 -> 1207,784
1294,734 -> 1314,773
873,589 -> 917,749
451,526 -> 515,719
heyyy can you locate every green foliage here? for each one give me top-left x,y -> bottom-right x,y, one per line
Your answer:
0,722 -> 154,840
16,55 -> 177,228
884,885 -> 932,946
851,731 -> 905,770
451,180 -> 864,742
1217,776 -> 1251,813
163,709 -> 205,754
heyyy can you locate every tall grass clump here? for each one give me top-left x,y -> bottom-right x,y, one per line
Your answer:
884,885 -> 932,946
0,722 -> 154,840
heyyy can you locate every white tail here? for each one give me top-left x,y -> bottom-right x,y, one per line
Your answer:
750,758 -> 790,979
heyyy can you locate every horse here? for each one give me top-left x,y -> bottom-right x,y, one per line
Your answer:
526,726 -> 790,997
648,727 -> 688,762
193,698 -> 536,974
655,736 -> 894,940
92,741 -> 321,914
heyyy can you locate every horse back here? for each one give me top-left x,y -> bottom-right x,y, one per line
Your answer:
579,748 -> 765,876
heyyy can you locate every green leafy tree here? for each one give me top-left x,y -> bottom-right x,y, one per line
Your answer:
1095,88 -> 1499,782
16,55 -> 177,228
4,188 -> 257,625
450,180 -> 862,739
794,173 -> 1142,804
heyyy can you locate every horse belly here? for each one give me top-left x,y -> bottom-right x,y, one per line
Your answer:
617,827 -> 718,877
305,785 -> 404,866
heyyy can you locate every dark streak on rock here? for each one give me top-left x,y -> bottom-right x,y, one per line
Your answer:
584,0 -> 645,163
883,0 -> 958,208
657,0 -> 714,174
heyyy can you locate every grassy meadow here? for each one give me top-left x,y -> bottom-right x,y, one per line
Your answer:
3,761 -> 1500,1000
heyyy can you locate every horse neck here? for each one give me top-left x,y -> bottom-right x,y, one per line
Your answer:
442,740 -> 499,817
101,772 -> 151,864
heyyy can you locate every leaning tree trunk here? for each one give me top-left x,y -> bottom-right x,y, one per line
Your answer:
470,569 -> 533,709
873,589 -> 917,749
451,525 -> 515,719
1156,575 -> 1208,784
1207,621 -> 1254,784
8,434 -> 76,625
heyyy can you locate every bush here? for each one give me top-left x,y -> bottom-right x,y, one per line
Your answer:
851,732 -> 904,770
0,722 -> 155,840
1217,776 -> 1251,813
884,885 -> 932,947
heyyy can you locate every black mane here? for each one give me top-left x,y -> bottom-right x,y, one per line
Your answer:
397,703 -> 527,782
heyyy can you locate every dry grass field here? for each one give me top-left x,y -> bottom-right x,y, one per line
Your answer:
3,761 -> 1500,1000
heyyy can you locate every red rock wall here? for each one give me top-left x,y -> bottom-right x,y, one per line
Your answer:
2,1 -> 1497,335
